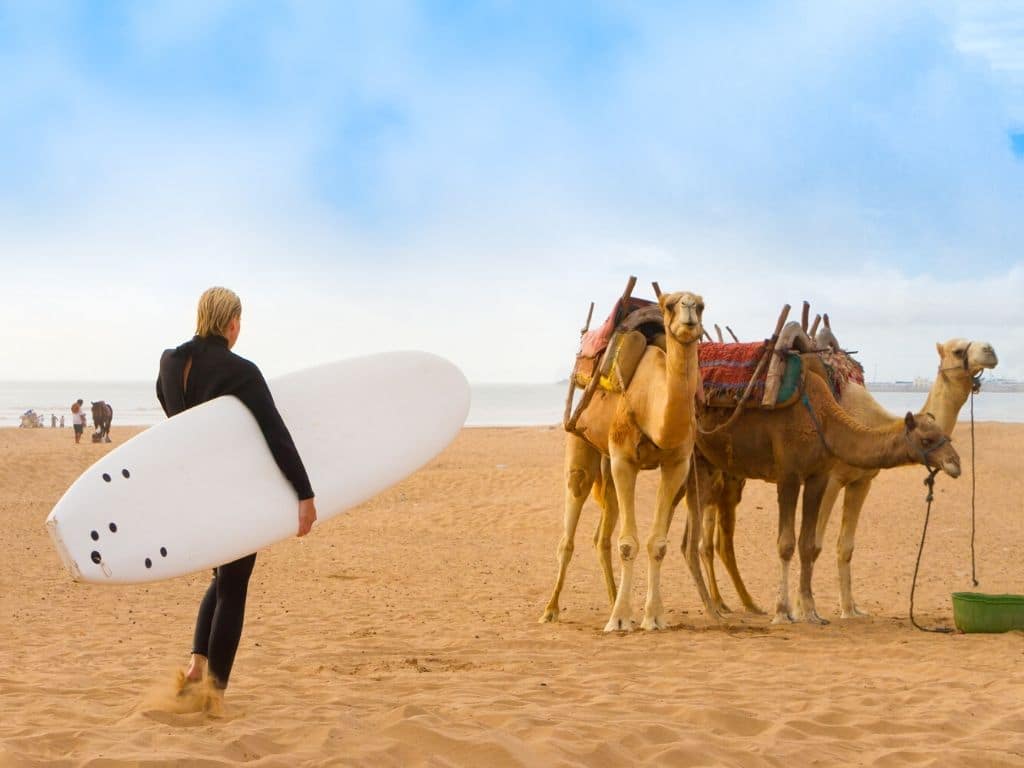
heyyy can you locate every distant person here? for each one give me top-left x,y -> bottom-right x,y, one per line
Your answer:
51,414 -> 57,428
156,286 -> 317,707
59,415 -> 65,428
70,400 -> 85,444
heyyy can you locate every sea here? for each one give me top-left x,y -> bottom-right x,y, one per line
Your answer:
2,381 -> 1023,429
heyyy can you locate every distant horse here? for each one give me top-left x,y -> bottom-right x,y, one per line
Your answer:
91,401 -> 113,443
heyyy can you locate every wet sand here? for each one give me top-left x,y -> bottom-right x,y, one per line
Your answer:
1,424 -> 1023,767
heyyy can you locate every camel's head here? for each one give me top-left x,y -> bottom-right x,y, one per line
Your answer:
659,291 -> 704,344
903,411 -> 961,478
936,338 -> 998,385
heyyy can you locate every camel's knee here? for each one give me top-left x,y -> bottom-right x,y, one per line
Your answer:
618,535 -> 639,562
778,539 -> 796,562
714,537 -> 732,562
699,534 -> 715,562
567,469 -> 593,499
837,541 -> 855,564
648,537 -> 669,562
556,536 -> 575,561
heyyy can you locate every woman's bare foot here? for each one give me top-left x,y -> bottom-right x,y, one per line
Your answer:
185,653 -> 207,682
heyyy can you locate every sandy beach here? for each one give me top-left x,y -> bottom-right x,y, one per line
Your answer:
1,423 -> 1023,767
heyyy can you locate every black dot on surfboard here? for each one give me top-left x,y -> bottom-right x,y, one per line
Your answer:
109,523 -> 117,533
90,530 -> 99,541
91,551 -> 101,564
121,469 -> 130,479
102,473 -> 111,482
145,558 -> 152,568
160,547 -> 167,557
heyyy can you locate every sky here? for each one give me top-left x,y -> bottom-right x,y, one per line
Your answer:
1,1 -> 1022,383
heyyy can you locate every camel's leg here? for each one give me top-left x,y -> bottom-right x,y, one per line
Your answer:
641,452 -> 688,630
605,453 -> 640,632
682,463 -> 723,622
814,474 -> 844,553
715,479 -> 765,615
772,479 -> 799,624
795,473 -> 829,625
699,500 -> 728,614
540,437 -> 600,623
837,477 -> 873,619
594,455 -> 620,607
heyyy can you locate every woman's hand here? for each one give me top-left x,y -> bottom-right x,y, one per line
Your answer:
297,498 -> 318,537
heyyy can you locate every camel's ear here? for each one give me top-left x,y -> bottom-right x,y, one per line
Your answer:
935,342 -> 944,359
904,411 -> 916,432
659,294 -> 674,311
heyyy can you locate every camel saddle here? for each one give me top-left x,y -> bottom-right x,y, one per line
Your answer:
572,300 -> 664,393
699,343 -> 865,409
699,342 -> 804,409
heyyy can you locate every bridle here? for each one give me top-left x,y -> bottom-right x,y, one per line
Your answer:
938,341 -> 983,394
905,431 -> 951,472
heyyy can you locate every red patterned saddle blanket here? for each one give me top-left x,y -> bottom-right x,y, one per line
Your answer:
699,342 -> 865,406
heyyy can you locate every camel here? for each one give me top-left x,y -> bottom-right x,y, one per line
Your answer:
686,357 -> 962,625
814,337 -> 998,617
699,338 -> 997,619
540,291 -> 716,632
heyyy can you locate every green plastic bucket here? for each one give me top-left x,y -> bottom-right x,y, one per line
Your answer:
951,592 -> 1024,633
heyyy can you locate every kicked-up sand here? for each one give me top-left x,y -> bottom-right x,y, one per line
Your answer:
1,423 -> 1023,767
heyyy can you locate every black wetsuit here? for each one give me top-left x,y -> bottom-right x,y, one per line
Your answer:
157,334 -> 314,687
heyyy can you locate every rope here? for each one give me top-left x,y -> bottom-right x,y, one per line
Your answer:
800,388 -> 832,454
970,384 -> 979,587
909,467 -> 955,633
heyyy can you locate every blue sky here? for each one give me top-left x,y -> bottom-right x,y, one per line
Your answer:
1,1 -> 1022,382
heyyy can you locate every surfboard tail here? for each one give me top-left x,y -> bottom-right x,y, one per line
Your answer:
45,516 -> 84,582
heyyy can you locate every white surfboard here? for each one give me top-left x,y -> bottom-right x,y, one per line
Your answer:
46,351 -> 470,584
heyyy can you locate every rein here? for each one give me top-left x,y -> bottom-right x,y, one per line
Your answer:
937,351 -> 983,588
910,352 -> 985,633
909,466 -> 955,633
969,381 -> 979,587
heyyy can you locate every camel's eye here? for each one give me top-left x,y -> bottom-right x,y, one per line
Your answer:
954,349 -> 965,357
697,303 -> 705,312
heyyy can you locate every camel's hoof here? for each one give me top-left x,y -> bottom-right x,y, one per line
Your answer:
745,604 -> 767,616
604,616 -> 634,633
771,612 -> 795,625
705,607 -> 726,624
840,606 -> 870,619
800,612 -> 830,626
640,615 -> 667,631
714,602 -> 733,615
539,608 -> 559,623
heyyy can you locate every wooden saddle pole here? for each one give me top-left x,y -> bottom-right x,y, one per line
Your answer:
696,303 -> 791,437
562,301 -> 595,429
565,275 -> 638,435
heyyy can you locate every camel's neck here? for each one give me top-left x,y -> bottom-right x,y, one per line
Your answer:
657,335 -> 699,449
813,378 -> 912,470
921,370 -> 973,434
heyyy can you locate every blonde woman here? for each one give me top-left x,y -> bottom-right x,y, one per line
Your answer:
156,287 -> 317,699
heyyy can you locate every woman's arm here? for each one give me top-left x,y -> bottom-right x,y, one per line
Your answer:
235,364 -> 315,501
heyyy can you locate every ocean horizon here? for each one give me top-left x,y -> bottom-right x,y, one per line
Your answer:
2,379 -> 1023,429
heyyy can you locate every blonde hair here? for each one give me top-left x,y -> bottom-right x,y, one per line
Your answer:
195,287 -> 242,338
